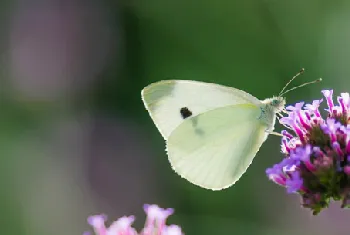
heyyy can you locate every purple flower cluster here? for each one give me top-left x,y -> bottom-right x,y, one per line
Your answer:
85,204 -> 183,235
266,90 -> 350,215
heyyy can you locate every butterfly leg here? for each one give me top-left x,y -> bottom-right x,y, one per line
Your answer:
265,130 -> 283,137
281,109 -> 289,114
276,113 -> 283,120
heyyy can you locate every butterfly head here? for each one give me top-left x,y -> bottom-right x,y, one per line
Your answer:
263,96 -> 286,113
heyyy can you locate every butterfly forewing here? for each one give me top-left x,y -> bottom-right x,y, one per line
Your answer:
141,80 -> 261,139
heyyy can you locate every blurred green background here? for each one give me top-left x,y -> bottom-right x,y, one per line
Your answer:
1,0 -> 350,235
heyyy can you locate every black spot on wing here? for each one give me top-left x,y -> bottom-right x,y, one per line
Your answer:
180,107 -> 192,119
180,108 -> 205,136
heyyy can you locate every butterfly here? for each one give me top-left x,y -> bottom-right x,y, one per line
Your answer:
141,69 -> 321,190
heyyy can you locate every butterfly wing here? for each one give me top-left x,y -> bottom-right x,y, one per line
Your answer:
166,103 -> 270,190
141,80 -> 261,139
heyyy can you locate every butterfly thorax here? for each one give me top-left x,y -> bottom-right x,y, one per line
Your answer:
259,96 -> 286,131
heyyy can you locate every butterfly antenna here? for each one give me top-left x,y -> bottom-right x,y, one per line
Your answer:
278,68 -> 305,96
280,78 -> 322,96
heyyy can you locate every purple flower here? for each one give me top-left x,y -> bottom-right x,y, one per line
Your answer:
280,112 -> 305,141
320,119 -> 342,143
286,102 -> 305,112
85,204 -> 184,235
322,89 -> 334,113
305,99 -> 323,117
286,171 -> 303,193
266,163 -> 286,186
266,90 -> 350,215
344,166 -> 350,175
142,204 -> 175,235
163,225 -> 183,235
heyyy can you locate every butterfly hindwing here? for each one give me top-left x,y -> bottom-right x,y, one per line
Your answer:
166,103 -> 269,190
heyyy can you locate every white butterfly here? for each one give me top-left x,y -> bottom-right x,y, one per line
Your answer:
141,70 -> 319,190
